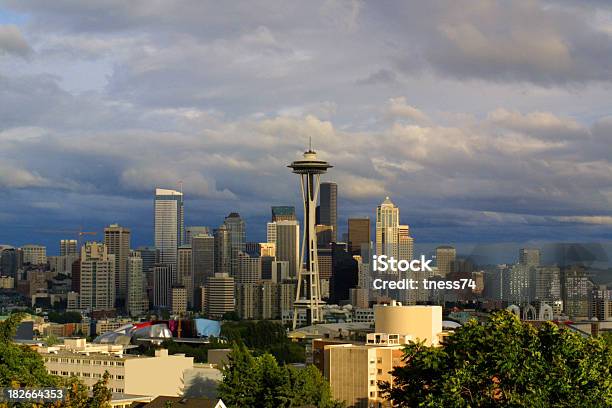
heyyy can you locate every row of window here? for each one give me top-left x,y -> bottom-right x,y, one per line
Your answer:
49,370 -> 124,380
45,357 -> 124,366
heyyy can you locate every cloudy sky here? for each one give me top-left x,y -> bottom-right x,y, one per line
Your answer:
1,0 -> 612,253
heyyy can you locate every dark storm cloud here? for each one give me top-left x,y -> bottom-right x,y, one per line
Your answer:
0,0 -> 611,248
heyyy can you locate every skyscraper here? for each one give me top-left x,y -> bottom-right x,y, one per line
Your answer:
348,218 -> 370,256
236,251 -> 262,284
435,246 -> 456,277
376,197 -> 399,259
319,182 -> 338,242
214,225 -> 231,275
177,245 -> 192,306
207,273 -> 235,319
154,188 -> 184,276
185,226 -> 210,244
271,206 -> 296,222
127,250 -> 147,317
153,264 -> 173,309
398,225 -> 414,261
192,233 -> 215,294
104,224 -> 131,304
223,212 -> 246,276
519,248 -> 541,268
289,147 -> 332,328
275,220 -> 300,278
21,244 -> 47,265
79,242 -> 115,312
60,239 -> 78,257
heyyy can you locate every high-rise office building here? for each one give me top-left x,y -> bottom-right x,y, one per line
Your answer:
348,218 -> 370,256
236,283 -> 259,320
135,246 -> 159,305
127,251 -> 147,317
153,264 -> 173,309
104,224 -> 131,303
508,263 -> 531,304
207,273 -> 235,319
271,206 -> 296,222
154,188 -> 184,275
1,248 -> 20,278
192,234 -> 215,298
563,265 -> 591,319
236,251 -> 262,284
319,182 -> 338,242
315,224 -> 334,248
534,266 -> 561,305
266,222 -> 277,244
223,212 -> 246,276
260,242 -> 276,257
22,244 -> 47,265
275,220 -> 300,278
330,243 -> 358,304
60,239 -> 78,257
376,197 -> 399,259
245,242 -> 261,257
177,245 -> 192,306
171,286 -> 188,315
79,242 -> 115,312
590,285 -> 612,321
214,225 -> 231,275
519,248 -> 541,268
185,226 -> 210,244
435,246 -> 456,277
398,225 -> 414,261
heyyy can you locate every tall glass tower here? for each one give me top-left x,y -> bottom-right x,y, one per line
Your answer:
289,147 -> 332,329
154,188 -> 184,281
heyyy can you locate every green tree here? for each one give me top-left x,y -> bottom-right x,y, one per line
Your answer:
90,371 -> 113,408
0,313 -> 113,408
218,343 -> 343,408
380,310 -> 612,407
0,313 -> 58,388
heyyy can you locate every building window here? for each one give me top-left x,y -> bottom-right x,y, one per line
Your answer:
116,375 -> 124,380
377,369 -> 382,375
377,358 -> 382,364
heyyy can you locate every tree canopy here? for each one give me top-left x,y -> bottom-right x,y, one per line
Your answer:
218,343 -> 343,408
380,310 -> 612,407
0,313 -> 112,408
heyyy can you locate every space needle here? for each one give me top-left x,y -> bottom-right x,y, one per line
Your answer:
288,140 -> 332,329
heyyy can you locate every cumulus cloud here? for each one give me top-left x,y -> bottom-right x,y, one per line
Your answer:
0,162 -> 48,188
386,97 -> 430,123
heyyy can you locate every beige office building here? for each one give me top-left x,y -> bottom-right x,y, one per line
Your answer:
171,286 -> 188,315
39,340 -> 193,397
375,197 -> 399,259
22,244 -> 47,265
435,246 -> 456,277
80,242 -> 116,312
323,305 -> 443,407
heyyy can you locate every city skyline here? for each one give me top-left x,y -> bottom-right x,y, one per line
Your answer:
2,1 -> 612,250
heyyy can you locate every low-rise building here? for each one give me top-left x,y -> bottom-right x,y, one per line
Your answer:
38,339 -> 193,397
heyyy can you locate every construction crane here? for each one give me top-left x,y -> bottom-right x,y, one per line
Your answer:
35,227 -> 98,252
